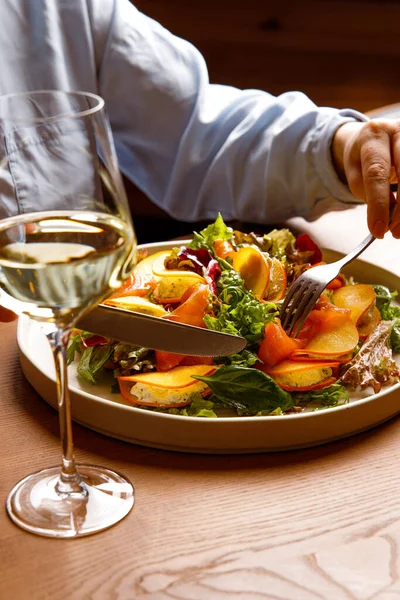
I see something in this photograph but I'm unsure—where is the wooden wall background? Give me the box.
[135,0,400,114]
[129,0,400,240]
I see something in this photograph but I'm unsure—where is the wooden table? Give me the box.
[2,231,400,600]
[3,106,400,599]
[4,314,400,600]
[3,320,400,600]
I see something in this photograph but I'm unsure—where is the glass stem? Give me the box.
[46,327,86,496]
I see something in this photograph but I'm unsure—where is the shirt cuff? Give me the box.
[312,107,369,204]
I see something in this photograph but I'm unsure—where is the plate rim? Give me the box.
[16,238,400,425]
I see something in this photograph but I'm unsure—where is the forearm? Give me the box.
[97,0,367,223]
[160,91,367,223]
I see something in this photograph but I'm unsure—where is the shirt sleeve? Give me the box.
[92,0,367,223]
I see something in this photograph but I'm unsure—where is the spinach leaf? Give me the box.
[66,330,93,365]
[67,334,81,366]
[193,365,293,416]
[77,345,113,384]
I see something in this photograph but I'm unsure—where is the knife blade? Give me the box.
[77,304,247,356]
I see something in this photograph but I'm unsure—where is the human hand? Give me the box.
[0,305,17,322]
[332,119,400,239]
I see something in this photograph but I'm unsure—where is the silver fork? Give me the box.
[280,231,376,337]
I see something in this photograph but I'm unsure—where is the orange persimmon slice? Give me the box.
[151,251,204,280]
[232,246,270,299]
[117,378,191,407]
[358,305,381,340]
[104,295,168,316]
[110,251,165,298]
[263,359,340,391]
[333,284,376,326]
[263,257,287,302]
[300,303,351,336]
[292,316,359,360]
[152,275,205,304]
[118,364,217,389]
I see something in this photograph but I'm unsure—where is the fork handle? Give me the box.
[334,232,375,270]
[334,202,396,270]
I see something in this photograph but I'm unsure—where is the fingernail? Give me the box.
[391,224,400,239]
[373,220,386,238]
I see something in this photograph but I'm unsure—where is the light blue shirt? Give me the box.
[0,0,366,223]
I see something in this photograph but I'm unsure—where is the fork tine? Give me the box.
[283,283,318,335]
[288,285,325,337]
[279,281,306,329]
[280,278,315,330]
[280,225,381,337]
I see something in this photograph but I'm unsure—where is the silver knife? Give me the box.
[77,304,247,356]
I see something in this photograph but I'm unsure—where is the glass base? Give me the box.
[6,464,134,538]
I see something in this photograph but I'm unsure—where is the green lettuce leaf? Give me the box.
[293,383,349,410]
[263,228,296,260]
[233,228,296,260]
[138,394,217,418]
[112,342,155,373]
[189,213,233,250]
[186,395,217,417]
[205,266,278,346]
[372,285,400,351]
[215,348,261,368]
[340,320,399,393]
[204,297,276,345]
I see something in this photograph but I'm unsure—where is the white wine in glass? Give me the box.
[0,90,137,538]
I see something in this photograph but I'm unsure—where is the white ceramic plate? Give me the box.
[17,240,400,454]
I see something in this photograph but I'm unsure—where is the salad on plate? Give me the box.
[68,215,400,418]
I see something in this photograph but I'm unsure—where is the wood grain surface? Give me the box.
[135,0,400,114]
[3,312,400,599]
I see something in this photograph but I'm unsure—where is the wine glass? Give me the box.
[0,90,137,538]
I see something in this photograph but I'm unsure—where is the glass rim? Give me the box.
[0,90,105,121]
